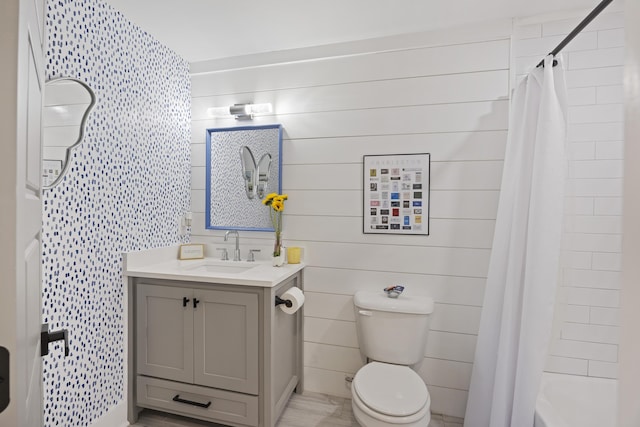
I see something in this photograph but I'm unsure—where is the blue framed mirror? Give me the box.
[205,124,283,231]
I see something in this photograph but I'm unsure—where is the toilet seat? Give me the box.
[352,388,431,426]
[352,362,429,420]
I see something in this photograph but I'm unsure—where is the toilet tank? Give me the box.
[354,291,434,366]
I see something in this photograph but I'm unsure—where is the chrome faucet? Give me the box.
[224,230,241,261]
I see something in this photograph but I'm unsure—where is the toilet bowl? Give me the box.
[351,291,434,427]
[351,362,431,427]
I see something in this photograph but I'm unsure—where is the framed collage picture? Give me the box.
[363,153,430,235]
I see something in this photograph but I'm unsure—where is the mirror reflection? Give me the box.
[206,124,282,231]
[42,77,96,188]
[240,145,257,199]
[256,152,272,199]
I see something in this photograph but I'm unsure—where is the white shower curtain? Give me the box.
[464,55,568,427]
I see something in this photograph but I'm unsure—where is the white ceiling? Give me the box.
[105,0,603,63]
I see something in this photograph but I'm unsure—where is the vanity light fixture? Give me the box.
[207,103,273,120]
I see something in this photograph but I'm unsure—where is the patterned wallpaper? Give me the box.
[42,0,191,425]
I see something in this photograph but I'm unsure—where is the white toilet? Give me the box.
[351,291,434,427]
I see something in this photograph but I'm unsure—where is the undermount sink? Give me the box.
[180,260,258,275]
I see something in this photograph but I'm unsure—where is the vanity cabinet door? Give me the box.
[193,289,259,395]
[137,284,194,383]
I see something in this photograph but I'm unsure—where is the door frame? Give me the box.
[0,0,45,425]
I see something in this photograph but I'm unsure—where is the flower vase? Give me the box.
[272,253,285,267]
[272,232,285,267]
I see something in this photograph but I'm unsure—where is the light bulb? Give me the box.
[207,103,273,119]
[207,106,231,117]
[247,103,273,114]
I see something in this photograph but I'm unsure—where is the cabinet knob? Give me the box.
[193,298,200,309]
[183,297,190,307]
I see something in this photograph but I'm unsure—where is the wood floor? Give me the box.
[132,392,463,427]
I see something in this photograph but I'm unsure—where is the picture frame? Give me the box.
[363,153,430,235]
[178,243,205,260]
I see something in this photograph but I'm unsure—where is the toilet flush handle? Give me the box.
[358,310,373,316]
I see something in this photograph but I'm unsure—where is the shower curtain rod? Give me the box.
[536,0,615,67]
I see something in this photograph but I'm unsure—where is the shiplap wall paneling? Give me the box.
[190,35,510,420]
[190,39,510,95]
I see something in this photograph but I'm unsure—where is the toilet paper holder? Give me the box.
[274,295,293,308]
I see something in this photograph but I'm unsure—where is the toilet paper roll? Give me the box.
[279,287,305,314]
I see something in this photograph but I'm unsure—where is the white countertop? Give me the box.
[124,245,304,288]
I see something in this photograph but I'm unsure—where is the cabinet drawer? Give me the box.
[137,376,258,426]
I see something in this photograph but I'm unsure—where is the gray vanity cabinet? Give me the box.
[136,284,194,383]
[128,271,303,427]
[193,289,259,394]
[136,284,259,394]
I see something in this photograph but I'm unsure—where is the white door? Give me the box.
[0,0,45,425]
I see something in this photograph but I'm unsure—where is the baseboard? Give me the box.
[89,401,128,427]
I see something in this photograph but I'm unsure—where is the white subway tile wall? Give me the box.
[514,9,624,380]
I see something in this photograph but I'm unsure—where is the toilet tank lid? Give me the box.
[354,291,434,314]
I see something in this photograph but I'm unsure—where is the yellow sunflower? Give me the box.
[272,200,284,211]
[262,193,278,205]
